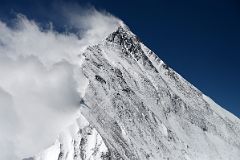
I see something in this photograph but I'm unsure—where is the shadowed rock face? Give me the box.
[33,25,240,160]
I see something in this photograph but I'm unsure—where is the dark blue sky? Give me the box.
[0,0,239,117]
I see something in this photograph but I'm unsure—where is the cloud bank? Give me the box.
[0,6,120,160]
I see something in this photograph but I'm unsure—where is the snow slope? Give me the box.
[31,24,240,160]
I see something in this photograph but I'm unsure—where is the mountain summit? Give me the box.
[31,25,240,160]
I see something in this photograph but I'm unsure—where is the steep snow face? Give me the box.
[33,25,240,160]
[32,113,109,160]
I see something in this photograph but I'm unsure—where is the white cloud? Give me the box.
[0,6,121,160]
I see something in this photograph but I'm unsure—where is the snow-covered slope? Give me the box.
[31,24,240,160]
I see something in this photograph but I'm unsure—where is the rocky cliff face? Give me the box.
[32,25,240,160]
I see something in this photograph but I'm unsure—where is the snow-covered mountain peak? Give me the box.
[31,23,240,160]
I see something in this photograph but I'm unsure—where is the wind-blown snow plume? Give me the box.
[0,6,120,160]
